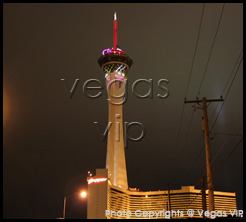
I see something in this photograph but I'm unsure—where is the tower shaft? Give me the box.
[98,12,133,190]
[106,72,128,189]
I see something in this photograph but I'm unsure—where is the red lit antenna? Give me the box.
[113,12,117,50]
[101,12,127,55]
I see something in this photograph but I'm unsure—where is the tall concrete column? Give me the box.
[106,72,128,189]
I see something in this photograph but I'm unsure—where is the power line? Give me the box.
[212,137,243,180]
[185,97,225,182]
[210,55,243,132]
[189,137,241,212]
[186,135,204,180]
[187,27,242,183]
[178,111,195,163]
[205,137,243,186]
[197,3,225,98]
[184,3,205,97]
[210,132,242,140]
[173,4,205,155]
[207,48,243,126]
[221,49,243,96]
[195,116,242,187]
[210,116,242,166]
[193,137,242,192]
[183,4,226,187]
[189,49,243,186]
[208,102,220,123]
[174,104,185,154]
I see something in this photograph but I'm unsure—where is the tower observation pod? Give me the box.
[98,12,133,190]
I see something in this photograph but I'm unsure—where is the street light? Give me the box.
[80,191,87,198]
[62,191,87,219]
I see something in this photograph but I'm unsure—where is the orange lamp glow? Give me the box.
[81,191,87,198]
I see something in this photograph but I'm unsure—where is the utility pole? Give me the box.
[167,182,172,218]
[201,175,207,218]
[63,196,66,219]
[184,97,223,213]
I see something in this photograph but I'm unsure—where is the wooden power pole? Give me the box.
[167,183,171,212]
[167,182,172,218]
[201,175,207,218]
[184,97,223,213]
[63,196,66,219]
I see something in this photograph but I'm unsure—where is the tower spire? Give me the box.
[113,11,117,49]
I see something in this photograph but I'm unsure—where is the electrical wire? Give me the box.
[189,49,243,187]
[186,135,204,180]
[212,137,243,180]
[195,116,242,187]
[221,49,243,96]
[207,49,243,127]
[206,137,243,186]
[210,55,243,132]
[173,4,205,155]
[184,3,205,97]
[197,3,225,98]
[181,4,226,185]
[178,111,195,163]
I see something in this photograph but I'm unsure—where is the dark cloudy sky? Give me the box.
[3,3,243,219]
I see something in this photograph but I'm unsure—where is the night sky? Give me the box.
[3,3,243,219]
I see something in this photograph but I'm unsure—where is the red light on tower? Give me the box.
[113,12,117,50]
[100,12,128,56]
[87,178,107,185]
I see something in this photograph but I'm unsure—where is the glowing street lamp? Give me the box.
[80,191,87,198]
[62,191,87,219]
